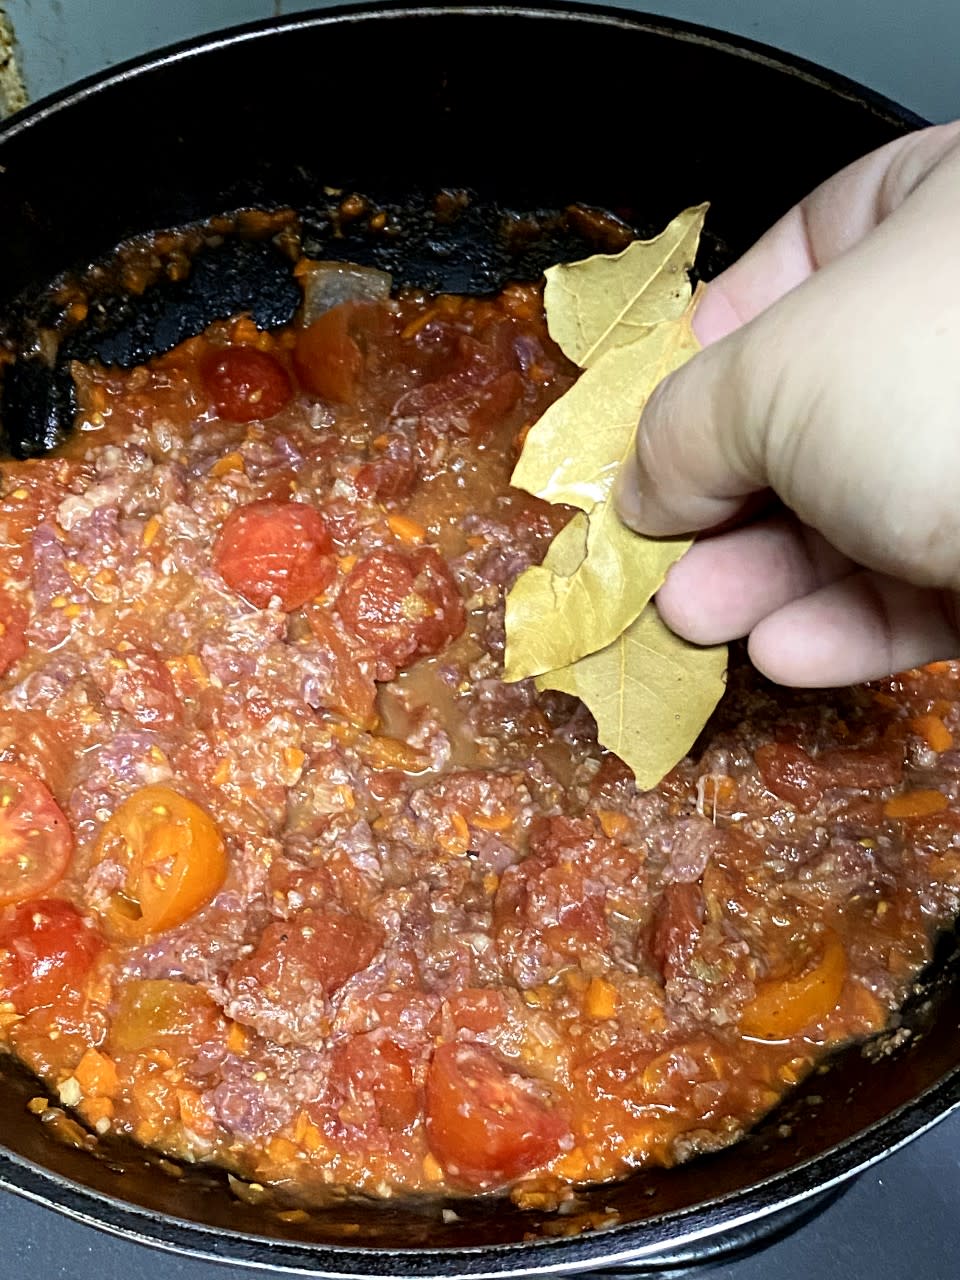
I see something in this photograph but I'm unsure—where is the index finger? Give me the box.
[693,121,960,346]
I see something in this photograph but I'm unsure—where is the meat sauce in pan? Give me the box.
[0,265,957,1206]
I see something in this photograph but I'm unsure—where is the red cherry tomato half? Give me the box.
[214,499,336,611]
[0,899,103,1013]
[425,1042,569,1188]
[202,347,293,423]
[0,765,74,906]
[337,547,465,675]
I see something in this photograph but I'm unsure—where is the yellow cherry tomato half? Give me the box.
[95,785,227,938]
[740,931,847,1041]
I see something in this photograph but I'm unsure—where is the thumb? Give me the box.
[615,122,960,542]
[614,327,767,537]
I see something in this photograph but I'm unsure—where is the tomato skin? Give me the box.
[94,785,227,938]
[328,1033,419,1132]
[0,765,74,906]
[294,305,364,402]
[816,745,903,789]
[214,499,335,611]
[202,347,293,422]
[337,547,465,675]
[425,1042,568,1188]
[231,910,382,999]
[304,606,379,729]
[0,592,27,677]
[0,900,103,1013]
[755,743,823,813]
[397,330,522,439]
[447,988,505,1033]
[756,743,902,815]
[649,882,704,981]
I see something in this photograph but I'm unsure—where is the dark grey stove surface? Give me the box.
[1,1109,957,1279]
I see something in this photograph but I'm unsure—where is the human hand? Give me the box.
[615,122,960,687]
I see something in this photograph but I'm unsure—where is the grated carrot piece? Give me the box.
[471,810,514,832]
[230,316,261,345]
[597,810,629,840]
[294,1110,327,1154]
[185,653,208,682]
[78,1096,114,1131]
[563,969,589,995]
[482,872,500,895]
[333,784,356,811]
[142,514,162,547]
[265,1136,299,1164]
[276,1209,310,1224]
[387,513,427,546]
[210,451,246,478]
[911,713,953,754]
[401,308,439,341]
[226,1022,248,1055]
[583,976,619,1020]
[211,758,232,787]
[357,735,429,773]
[74,1048,120,1100]
[884,789,948,819]
[337,554,358,575]
[553,1147,589,1181]
[177,1088,214,1136]
[437,811,471,855]
[371,433,390,450]
[422,1152,445,1183]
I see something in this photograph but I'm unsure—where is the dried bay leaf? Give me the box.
[505,312,698,681]
[504,511,689,682]
[544,203,707,368]
[503,202,728,789]
[535,605,727,792]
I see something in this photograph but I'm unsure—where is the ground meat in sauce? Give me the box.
[0,276,958,1206]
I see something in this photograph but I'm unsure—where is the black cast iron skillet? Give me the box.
[0,4,957,1275]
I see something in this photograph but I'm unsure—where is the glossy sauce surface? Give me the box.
[0,279,957,1207]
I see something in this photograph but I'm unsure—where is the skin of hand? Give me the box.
[615,121,960,688]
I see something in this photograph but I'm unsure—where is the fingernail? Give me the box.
[613,452,645,531]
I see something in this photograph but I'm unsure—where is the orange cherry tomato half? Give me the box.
[740,931,848,1040]
[0,764,74,906]
[213,499,336,611]
[425,1042,569,1188]
[95,785,227,938]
